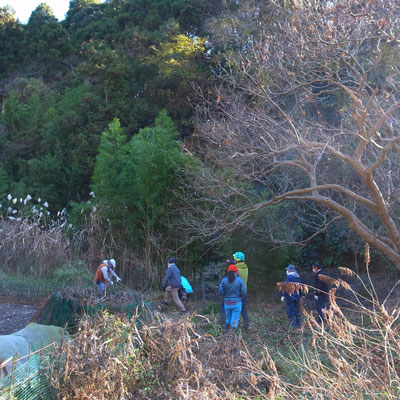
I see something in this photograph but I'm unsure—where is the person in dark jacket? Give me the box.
[281,264,302,328]
[162,257,188,314]
[312,262,330,323]
[219,268,246,332]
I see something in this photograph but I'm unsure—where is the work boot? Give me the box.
[223,323,230,333]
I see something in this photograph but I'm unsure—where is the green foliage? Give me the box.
[0,167,8,199]
[200,302,220,315]
[0,6,23,76]
[0,0,215,211]
[23,4,73,67]
[149,34,206,74]
[53,261,93,286]
[91,117,128,219]
[125,110,187,224]
[0,270,57,298]
[0,259,91,298]
[216,203,299,289]
[1,81,105,210]
[68,200,96,229]
[93,111,188,234]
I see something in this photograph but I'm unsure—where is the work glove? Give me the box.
[281,296,285,302]
[314,295,318,300]
[110,281,114,285]
[116,277,121,283]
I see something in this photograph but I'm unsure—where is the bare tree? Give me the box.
[182,0,400,267]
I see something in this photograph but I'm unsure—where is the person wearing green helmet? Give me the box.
[233,251,249,333]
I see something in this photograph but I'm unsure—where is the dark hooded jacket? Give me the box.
[315,269,330,299]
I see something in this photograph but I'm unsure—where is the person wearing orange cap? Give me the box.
[219,260,239,329]
[219,265,246,332]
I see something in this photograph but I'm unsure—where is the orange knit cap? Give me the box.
[227,264,238,273]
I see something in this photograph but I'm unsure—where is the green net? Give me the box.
[33,293,153,332]
[1,293,152,399]
[0,354,56,400]
[33,293,87,331]
[0,323,68,399]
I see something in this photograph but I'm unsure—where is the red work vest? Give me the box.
[94,263,108,284]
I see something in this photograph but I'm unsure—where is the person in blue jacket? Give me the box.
[219,267,246,332]
[281,264,302,328]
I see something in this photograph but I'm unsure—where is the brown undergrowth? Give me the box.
[269,254,400,399]
[47,312,269,399]
[48,249,400,399]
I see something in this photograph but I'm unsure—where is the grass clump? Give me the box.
[0,269,56,299]
[0,261,92,299]
[52,261,92,287]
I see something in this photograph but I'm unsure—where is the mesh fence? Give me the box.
[0,350,57,400]
[1,295,152,399]
[32,292,153,332]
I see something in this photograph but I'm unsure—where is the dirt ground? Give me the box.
[0,269,399,338]
[0,298,38,335]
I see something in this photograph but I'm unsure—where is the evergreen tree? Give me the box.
[24,4,72,65]
[0,6,23,77]
[92,111,188,237]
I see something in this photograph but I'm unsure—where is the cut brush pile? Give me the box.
[30,286,148,332]
[47,311,270,399]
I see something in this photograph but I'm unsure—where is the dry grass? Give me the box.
[0,218,76,276]
[33,238,397,400]
[276,282,309,297]
[48,310,272,399]
[12,258,400,400]
[264,262,400,399]
[81,212,166,290]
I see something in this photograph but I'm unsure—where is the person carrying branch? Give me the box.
[93,258,121,295]
[280,264,302,328]
[312,262,330,323]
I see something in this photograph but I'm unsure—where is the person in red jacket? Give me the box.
[94,259,121,295]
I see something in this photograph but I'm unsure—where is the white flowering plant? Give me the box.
[0,194,82,276]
